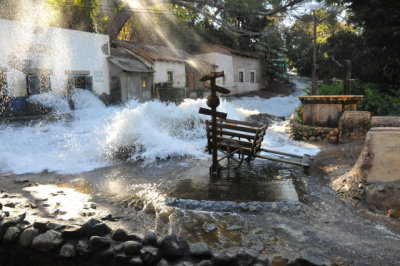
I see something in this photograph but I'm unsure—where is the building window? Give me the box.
[238,69,244,83]
[69,75,93,91]
[250,71,256,83]
[0,70,8,96]
[167,71,174,82]
[26,74,51,95]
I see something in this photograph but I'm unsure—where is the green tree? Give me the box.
[284,8,356,78]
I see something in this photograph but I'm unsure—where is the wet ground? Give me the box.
[1,141,400,265]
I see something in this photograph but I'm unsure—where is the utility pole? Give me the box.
[312,10,318,95]
[343,60,351,95]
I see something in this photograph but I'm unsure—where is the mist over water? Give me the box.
[0,81,318,175]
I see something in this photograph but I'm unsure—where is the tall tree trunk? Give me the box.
[107,4,133,44]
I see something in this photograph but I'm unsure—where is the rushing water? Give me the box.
[0,75,318,175]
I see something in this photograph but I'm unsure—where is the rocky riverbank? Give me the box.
[1,146,400,266]
[1,210,344,266]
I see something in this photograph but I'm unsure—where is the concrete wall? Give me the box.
[0,18,110,98]
[153,61,186,88]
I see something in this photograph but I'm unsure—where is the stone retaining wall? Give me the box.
[0,208,332,266]
[290,110,400,144]
[289,114,339,144]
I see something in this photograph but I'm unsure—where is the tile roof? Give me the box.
[115,41,191,64]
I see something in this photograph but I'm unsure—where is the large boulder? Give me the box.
[83,219,111,237]
[31,230,63,252]
[190,242,212,259]
[3,226,21,243]
[19,228,39,248]
[90,236,111,252]
[159,235,190,260]
[140,246,160,265]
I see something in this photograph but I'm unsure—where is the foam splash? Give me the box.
[0,83,318,174]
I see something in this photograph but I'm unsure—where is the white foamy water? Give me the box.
[0,75,318,174]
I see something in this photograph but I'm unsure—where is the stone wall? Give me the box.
[289,113,339,144]
[338,111,371,142]
[289,111,400,144]
[0,208,329,266]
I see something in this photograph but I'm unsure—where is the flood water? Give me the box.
[0,74,318,206]
[170,162,300,203]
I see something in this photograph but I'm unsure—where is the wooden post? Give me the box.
[312,11,319,95]
[343,60,351,95]
[209,78,219,176]
[198,71,230,178]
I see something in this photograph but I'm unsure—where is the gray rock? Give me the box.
[213,251,236,266]
[127,233,144,242]
[129,256,144,265]
[300,256,325,266]
[112,228,128,241]
[62,225,83,238]
[33,221,49,233]
[176,262,194,266]
[236,250,257,266]
[19,228,39,248]
[124,240,142,255]
[3,213,26,227]
[4,202,16,208]
[156,259,169,266]
[256,254,270,265]
[29,202,38,209]
[196,260,212,266]
[140,246,160,265]
[90,236,111,252]
[59,243,76,258]
[190,242,212,259]
[84,218,111,237]
[77,239,90,255]
[113,242,124,252]
[93,247,114,263]
[143,231,158,245]
[47,222,64,231]
[330,257,350,266]
[3,226,21,243]
[159,234,190,260]
[32,230,63,252]
[114,252,127,261]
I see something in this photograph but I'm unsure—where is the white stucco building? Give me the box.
[195,44,264,95]
[0,18,110,115]
[115,41,215,101]
[115,41,187,89]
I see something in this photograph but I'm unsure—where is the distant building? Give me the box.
[195,44,264,95]
[0,18,110,116]
[108,47,154,104]
[115,41,215,101]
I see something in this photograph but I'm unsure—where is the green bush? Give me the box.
[302,80,400,116]
[319,82,343,95]
[302,81,344,95]
[357,85,400,116]
[296,105,304,124]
